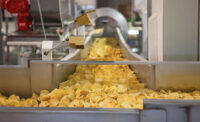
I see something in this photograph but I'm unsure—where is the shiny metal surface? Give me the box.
[0,8,3,65]
[0,108,139,122]
[155,63,200,91]
[29,60,200,91]
[0,31,93,97]
[7,31,59,41]
[30,0,61,26]
[0,29,200,121]
[140,110,166,122]
[29,29,147,95]
[199,0,200,61]
[30,62,76,94]
[0,5,200,122]
[144,99,200,122]
[0,66,31,97]
[1,28,200,96]
[30,0,75,26]
[7,41,42,46]
[190,106,200,122]
[115,28,147,61]
[96,8,129,41]
[115,28,151,86]
[144,99,200,106]
[0,100,200,122]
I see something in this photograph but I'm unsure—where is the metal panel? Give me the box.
[155,63,200,90]
[0,108,139,122]
[96,0,119,9]
[70,0,75,19]
[29,29,148,94]
[0,66,31,97]
[96,8,128,41]
[30,63,53,94]
[116,28,147,61]
[30,0,61,25]
[30,62,76,94]
[144,99,200,122]
[115,28,152,86]
[163,0,199,61]
[53,63,76,89]
[60,0,75,22]
[190,106,200,122]
[199,0,200,61]
[163,108,188,122]
[131,64,154,87]
[140,109,166,122]
[144,99,200,106]
[0,6,3,64]
[30,0,75,25]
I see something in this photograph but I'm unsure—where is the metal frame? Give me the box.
[1,28,200,97]
[0,30,200,122]
[155,63,200,91]
[199,0,200,61]
[0,100,200,122]
[144,99,200,122]
[0,5,4,64]
[0,107,139,122]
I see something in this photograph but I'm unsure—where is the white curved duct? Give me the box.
[134,0,148,58]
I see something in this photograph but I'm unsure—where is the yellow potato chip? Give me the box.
[1,37,200,110]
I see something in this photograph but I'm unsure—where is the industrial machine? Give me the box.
[0,0,200,122]
[0,0,80,65]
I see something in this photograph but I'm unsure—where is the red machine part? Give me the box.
[1,0,32,31]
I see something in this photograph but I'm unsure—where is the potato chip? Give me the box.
[1,37,200,110]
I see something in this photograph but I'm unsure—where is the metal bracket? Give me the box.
[42,41,53,60]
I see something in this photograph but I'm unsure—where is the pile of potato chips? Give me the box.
[0,37,200,109]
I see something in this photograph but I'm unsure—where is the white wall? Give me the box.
[149,0,199,61]
[163,0,199,61]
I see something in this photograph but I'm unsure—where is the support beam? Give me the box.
[0,5,4,64]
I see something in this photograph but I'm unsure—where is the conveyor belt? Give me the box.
[1,28,200,97]
[0,12,200,122]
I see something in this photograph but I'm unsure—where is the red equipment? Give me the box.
[1,0,32,31]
